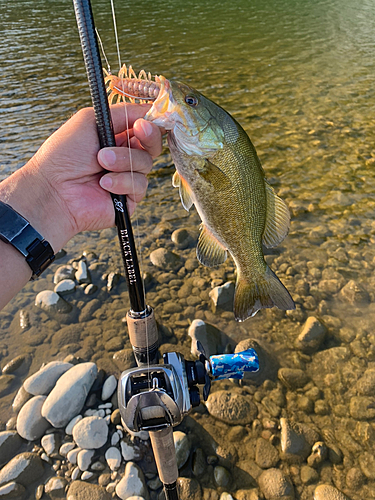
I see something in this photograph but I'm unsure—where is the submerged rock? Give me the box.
[209,282,235,313]
[35,290,72,314]
[149,248,182,270]
[206,390,258,425]
[314,484,349,500]
[295,317,326,353]
[258,468,295,500]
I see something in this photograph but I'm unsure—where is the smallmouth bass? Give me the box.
[145,77,295,322]
[104,67,294,321]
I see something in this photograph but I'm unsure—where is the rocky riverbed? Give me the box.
[1,158,375,500]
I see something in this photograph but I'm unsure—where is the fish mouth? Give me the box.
[145,76,187,130]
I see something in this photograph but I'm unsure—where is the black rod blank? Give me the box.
[72,0,146,313]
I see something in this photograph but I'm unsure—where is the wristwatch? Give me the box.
[0,201,55,280]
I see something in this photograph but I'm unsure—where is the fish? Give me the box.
[104,66,295,321]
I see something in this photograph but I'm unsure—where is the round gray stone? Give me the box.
[295,317,326,353]
[72,417,108,449]
[54,279,76,296]
[149,248,181,269]
[45,476,68,499]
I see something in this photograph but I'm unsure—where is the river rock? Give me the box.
[120,440,141,461]
[75,260,91,284]
[45,476,68,499]
[356,367,375,395]
[177,478,202,500]
[339,280,370,305]
[67,480,111,500]
[77,449,95,471]
[0,431,22,466]
[2,354,30,375]
[0,481,25,498]
[209,282,235,313]
[314,484,349,500]
[280,418,312,462]
[107,272,121,291]
[54,279,76,296]
[105,446,122,471]
[41,433,60,456]
[24,361,73,396]
[188,320,222,357]
[54,265,75,284]
[115,462,149,500]
[79,299,101,323]
[0,452,44,487]
[255,438,279,469]
[113,349,137,371]
[66,415,83,435]
[236,340,277,385]
[278,368,309,390]
[359,451,375,479]
[295,317,326,353]
[174,431,190,469]
[35,290,72,314]
[72,416,108,449]
[42,362,98,427]
[101,375,117,401]
[171,228,195,249]
[16,396,50,441]
[149,248,181,270]
[258,468,295,500]
[349,396,375,420]
[12,386,32,412]
[214,466,231,488]
[206,390,258,425]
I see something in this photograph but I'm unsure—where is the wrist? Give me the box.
[0,159,74,253]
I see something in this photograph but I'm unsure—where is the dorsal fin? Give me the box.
[262,182,290,248]
[172,171,194,211]
[197,224,227,267]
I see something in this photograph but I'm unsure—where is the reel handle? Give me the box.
[209,348,259,380]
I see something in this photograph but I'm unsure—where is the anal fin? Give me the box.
[197,224,227,267]
[262,182,291,248]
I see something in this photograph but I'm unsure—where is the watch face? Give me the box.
[0,202,29,242]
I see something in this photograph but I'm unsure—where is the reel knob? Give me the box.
[209,348,259,380]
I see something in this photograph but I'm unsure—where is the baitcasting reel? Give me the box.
[118,343,259,433]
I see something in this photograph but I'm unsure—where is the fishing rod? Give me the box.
[72,2,261,498]
[72,1,178,498]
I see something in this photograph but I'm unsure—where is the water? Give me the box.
[1,0,375,497]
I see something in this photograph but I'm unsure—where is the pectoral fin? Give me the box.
[172,171,194,211]
[197,224,227,267]
[262,182,291,248]
[198,160,232,192]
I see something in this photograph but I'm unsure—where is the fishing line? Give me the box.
[109,0,151,383]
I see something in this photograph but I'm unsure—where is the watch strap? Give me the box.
[0,201,55,280]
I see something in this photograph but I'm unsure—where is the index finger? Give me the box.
[110,103,152,135]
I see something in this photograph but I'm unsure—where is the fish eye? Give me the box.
[185,95,198,107]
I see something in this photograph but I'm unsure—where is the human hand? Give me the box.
[0,104,163,252]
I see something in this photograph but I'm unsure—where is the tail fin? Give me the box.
[234,266,295,322]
